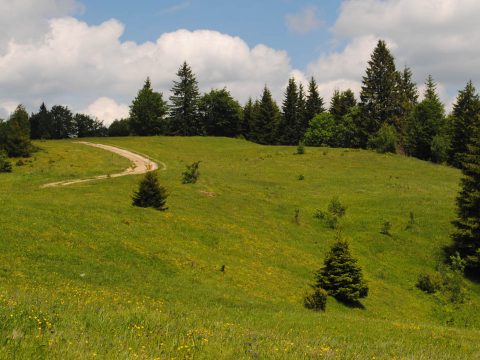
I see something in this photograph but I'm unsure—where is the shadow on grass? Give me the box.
[335,298,366,309]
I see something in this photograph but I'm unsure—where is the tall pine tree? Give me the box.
[330,89,357,123]
[278,78,299,145]
[130,78,168,136]
[5,105,32,157]
[359,40,401,147]
[30,103,52,139]
[241,98,254,139]
[169,62,201,136]
[250,86,280,145]
[397,66,419,145]
[449,81,480,168]
[296,83,308,141]
[450,127,480,278]
[305,77,325,125]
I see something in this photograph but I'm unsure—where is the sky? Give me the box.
[1,0,479,124]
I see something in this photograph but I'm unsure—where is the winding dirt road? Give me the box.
[41,141,161,188]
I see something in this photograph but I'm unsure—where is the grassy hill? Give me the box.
[0,137,479,359]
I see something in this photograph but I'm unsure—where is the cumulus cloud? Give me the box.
[0,15,301,123]
[307,0,480,108]
[82,97,129,126]
[285,7,323,34]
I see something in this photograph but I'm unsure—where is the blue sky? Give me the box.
[1,0,478,122]
[78,0,342,69]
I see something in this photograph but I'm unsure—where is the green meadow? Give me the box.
[0,137,479,359]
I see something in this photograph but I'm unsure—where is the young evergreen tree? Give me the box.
[450,128,480,278]
[0,150,12,173]
[359,40,401,147]
[305,77,325,124]
[169,62,201,136]
[130,78,168,136]
[405,76,446,160]
[278,78,299,145]
[5,105,32,157]
[198,88,242,137]
[241,98,254,139]
[132,171,168,211]
[314,238,368,303]
[449,81,480,168]
[330,89,357,123]
[250,86,281,145]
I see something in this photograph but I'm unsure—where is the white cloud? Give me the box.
[285,7,323,34]
[82,97,129,126]
[0,16,301,117]
[305,0,480,109]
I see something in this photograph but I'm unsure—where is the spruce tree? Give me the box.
[241,98,254,139]
[330,89,357,123]
[296,83,308,141]
[398,67,419,144]
[132,171,168,211]
[449,81,480,168]
[5,105,32,157]
[278,78,299,145]
[30,103,51,139]
[305,77,325,124]
[359,40,401,146]
[405,77,445,160]
[250,86,280,145]
[450,128,480,277]
[130,78,168,136]
[314,238,368,303]
[169,62,201,136]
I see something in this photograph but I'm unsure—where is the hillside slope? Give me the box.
[0,137,479,359]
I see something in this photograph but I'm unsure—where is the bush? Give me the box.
[296,142,305,155]
[132,171,168,211]
[417,272,444,294]
[304,287,328,311]
[381,221,392,236]
[304,113,336,147]
[328,197,346,218]
[314,210,338,229]
[182,161,200,184]
[0,151,12,173]
[297,174,305,181]
[368,123,397,153]
[430,134,450,163]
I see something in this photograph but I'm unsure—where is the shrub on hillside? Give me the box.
[314,197,346,229]
[368,123,397,153]
[304,287,328,311]
[296,142,305,155]
[328,197,346,218]
[182,161,200,184]
[0,151,12,173]
[132,171,168,211]
[416,272,444,294]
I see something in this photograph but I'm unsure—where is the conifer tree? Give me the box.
[132,171,168,211]
[314,238,368,303]
[169,62,201,136]
[250,86,280,145]
[305,77,325,124]
[397,67,419,143]
[0,151,12,173]
[278,78,299,145]
[296,83,308,140]
[130,78,168,136]
[405,77,445,160]
[241,98,254,139]
[30,103,52,139]
[450,128,480,277]
[449,81,480,168]
[50,105,74,139]
[5,105,32,157]
[330,89,356,123]
[359,40,401,146]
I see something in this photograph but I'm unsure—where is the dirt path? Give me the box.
[41,141,161,188]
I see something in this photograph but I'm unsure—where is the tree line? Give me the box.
[1,39,480,172]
